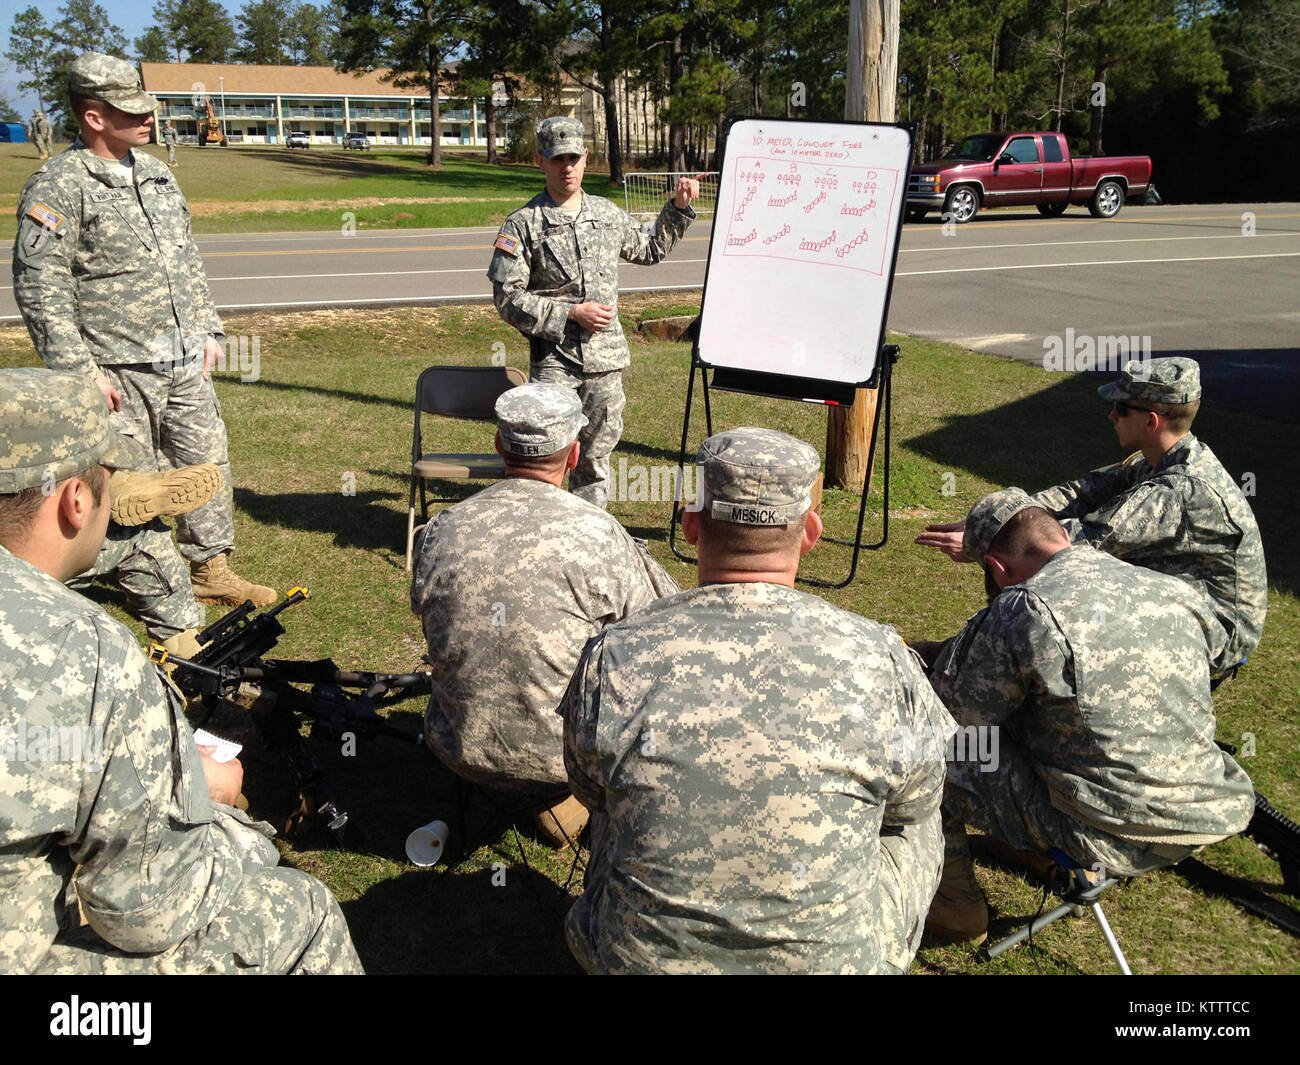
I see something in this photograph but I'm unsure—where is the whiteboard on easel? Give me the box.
[697,118,911,389]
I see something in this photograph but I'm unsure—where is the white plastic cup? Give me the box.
[405,819,450,866]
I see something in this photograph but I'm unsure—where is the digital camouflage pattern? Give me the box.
[104,364,233,562]
[0,368,202,640]
[0,367,132,492]
[560,582,954,974]
[536,116,585,159]
[931,545,1254,876]
[1098,356,1201,405]
[495,381,587,456]
[488,191,694,506]
[71,521,202,640]
[13,138,234,562]
[1027,433,1267,671]
[698,426,820,525]
[0,547,362,974]
[961,486,1036,564]
[68,53,159,115]
[411,478,679,792]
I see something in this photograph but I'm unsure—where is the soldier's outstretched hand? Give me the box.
[673,173,707,209]
[914,520,972,562]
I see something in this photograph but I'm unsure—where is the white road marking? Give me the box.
[897,251,1300,277]
[900,231,1300,255]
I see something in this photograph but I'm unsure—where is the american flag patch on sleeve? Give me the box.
[27,202,64,231]
[493,233,520,255]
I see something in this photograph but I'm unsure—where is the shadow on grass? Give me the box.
[344,862,583,974]
[906,373,1298,595]
[247,377,409,411]
[234,487,403,551]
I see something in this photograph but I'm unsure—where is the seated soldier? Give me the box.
[411,382,678,844]
[559,427,954,973]
[0,367,363,974]
[924,488,1256,944]
[916,357,1266,673]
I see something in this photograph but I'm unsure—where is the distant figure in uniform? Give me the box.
[411,382,678,845]
[161,119,178,165]
[36,112,54,158]
[487,116,701,509]
[916,356,1266,673]
[560,427,954,973]
[0,367,363,975]
[12,52,277,609]
[26,111,40,156]
[922,488,1255,944]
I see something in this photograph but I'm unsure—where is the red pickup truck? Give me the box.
[906,132,1152,223]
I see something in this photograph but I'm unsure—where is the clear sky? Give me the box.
[2,1,175,114]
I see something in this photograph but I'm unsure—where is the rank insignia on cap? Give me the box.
[27,202,64,231]
[494,233,520,255]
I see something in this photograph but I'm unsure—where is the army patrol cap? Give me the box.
[697,427,820,526]
[537,117,585,159]
[68,53,159,115]
[0,368,135,493]
[495,383,589,457]
[963,487,1040,564]
[1098,356,1201,405]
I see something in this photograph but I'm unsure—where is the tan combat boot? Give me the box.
[925,849,990,945]
[109,463,222,527]
[190,552,276,608]
[534,794,590,848]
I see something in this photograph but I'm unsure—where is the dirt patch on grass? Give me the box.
[189,195,520,217]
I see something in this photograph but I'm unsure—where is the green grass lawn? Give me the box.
[0,297,1295,975]
[0,141,641,238]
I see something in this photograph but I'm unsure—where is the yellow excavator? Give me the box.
[196,97,227,147]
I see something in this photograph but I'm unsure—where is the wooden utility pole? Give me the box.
[826,0,898,490]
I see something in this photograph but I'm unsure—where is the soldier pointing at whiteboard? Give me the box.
[488,116,702,509]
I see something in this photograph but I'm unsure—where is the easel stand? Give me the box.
[668,344,899,590]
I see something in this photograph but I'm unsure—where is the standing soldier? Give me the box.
[36,111,53,158]
[11,52,277,608]
[26,111,38,154]
[161,118,178,165]
[488,116,701,509]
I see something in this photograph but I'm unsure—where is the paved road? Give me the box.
[2,202,1296,415]
[888,203,1300,420]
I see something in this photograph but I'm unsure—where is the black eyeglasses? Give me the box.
[1113,400,1164,417]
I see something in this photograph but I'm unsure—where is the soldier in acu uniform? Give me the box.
[917,356,1266,673]
[0,368,363,975]
[12,53,276,610]
[922,488,1255,944]
[411,382,678,844]
[488,116,700,509]
[36,112,54,159]
[559,427,954,973]
[161,118,178,165]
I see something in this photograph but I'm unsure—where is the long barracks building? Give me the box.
[139,63,524,148]
[139,63,657,155]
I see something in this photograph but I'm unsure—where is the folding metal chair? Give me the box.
[405,364,527,570]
